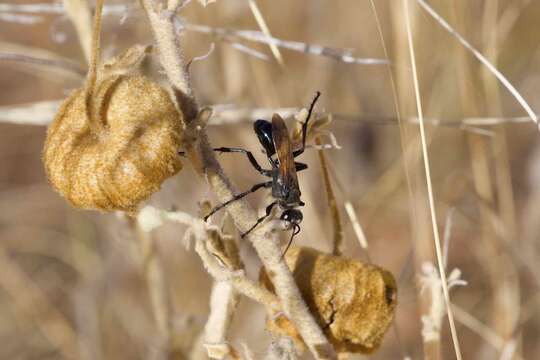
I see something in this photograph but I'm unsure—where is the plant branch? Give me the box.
[182,22,389,66]
[0,52,86,76]
[138,2,335,358]
[62,0,93,63]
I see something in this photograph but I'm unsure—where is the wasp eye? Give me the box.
[280,209,303,224]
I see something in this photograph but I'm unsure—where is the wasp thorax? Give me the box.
[261,246,397,354]
[43,74,183,212]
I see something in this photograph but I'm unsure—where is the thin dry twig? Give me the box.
[415,0,538,126]
[451,304,524,360]
[315,136,343,255]
[0,52,86,76]
[136,224,173,357]
[181,22,389,66]
[0,101,63,126]
[0,12,43,24]
[3,98,534,132]
[0,2,125,15]
[0,246,79,359]
[62,0,93,62]
[246,0,284,65]
[403,1,463,359]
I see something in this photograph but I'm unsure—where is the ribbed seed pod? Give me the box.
[43,74,183,212]
[261,246,397,354]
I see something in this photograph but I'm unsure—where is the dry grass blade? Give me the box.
[0,247,79,359]
[416,0,538,126]
[403,1,463,359]
[0,52,86,76]
[183,23,389,65]
[315,137,343,255]
[62,0,93,63]
[0,12,43,24]
[0,101,62,125]
[247,0,284,66]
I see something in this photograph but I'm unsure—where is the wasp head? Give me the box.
[280,209,303,226]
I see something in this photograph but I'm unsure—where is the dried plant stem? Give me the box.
[452,304,524,360]
[183,22,389,66]
[403,1,463,360]
[0,52,86,76]
[136,226,173,356]
[315,137,343,255]
[194,234,279,311]
[85,0,104,101]
[140,0,192,99]
[204,280,238,347]
[481,2,522,354]
[62,0,93,63]
[415,0,537,126]
[203,281,239,359]
[2,99,537,127]
[139,2,335,358]
[247,0,284,66]
[0,246,79,359]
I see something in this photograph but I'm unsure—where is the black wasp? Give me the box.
[185,92,321,253]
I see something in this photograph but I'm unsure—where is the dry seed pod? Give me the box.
[43,0,183,212]
[261,246,397,354]
[43,74,183,212]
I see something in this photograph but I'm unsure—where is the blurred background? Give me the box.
[1,0,540,359]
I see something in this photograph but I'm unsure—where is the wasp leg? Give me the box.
[295,162,308,172]
[204,181,272,221]
[241,201,278,238]
[180,147,272,177]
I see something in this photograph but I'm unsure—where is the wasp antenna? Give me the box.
[306,91,321,123]
[300,91,321,151]
[281,224,301,259]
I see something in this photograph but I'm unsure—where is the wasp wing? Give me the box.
[272,114,299,193]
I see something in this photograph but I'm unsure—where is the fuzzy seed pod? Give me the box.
[43,75,183,212]
[261,246,397,354]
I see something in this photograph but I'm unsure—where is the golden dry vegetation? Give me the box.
[1,0,540,359]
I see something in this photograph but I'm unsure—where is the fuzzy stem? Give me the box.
[136,224,172,357]
[86,0,103,95]
[139,1,335,358]
[139,0,192,99]
[204,281,238,359]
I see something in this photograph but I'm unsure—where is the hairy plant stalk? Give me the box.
[139,0,192,99]
[204,281,239,359]
[137,226,173,356]
[194,236,279,310]
[139,1,335,358]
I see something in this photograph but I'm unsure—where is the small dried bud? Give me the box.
[261,246,397,354]
[43,75,183,212]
